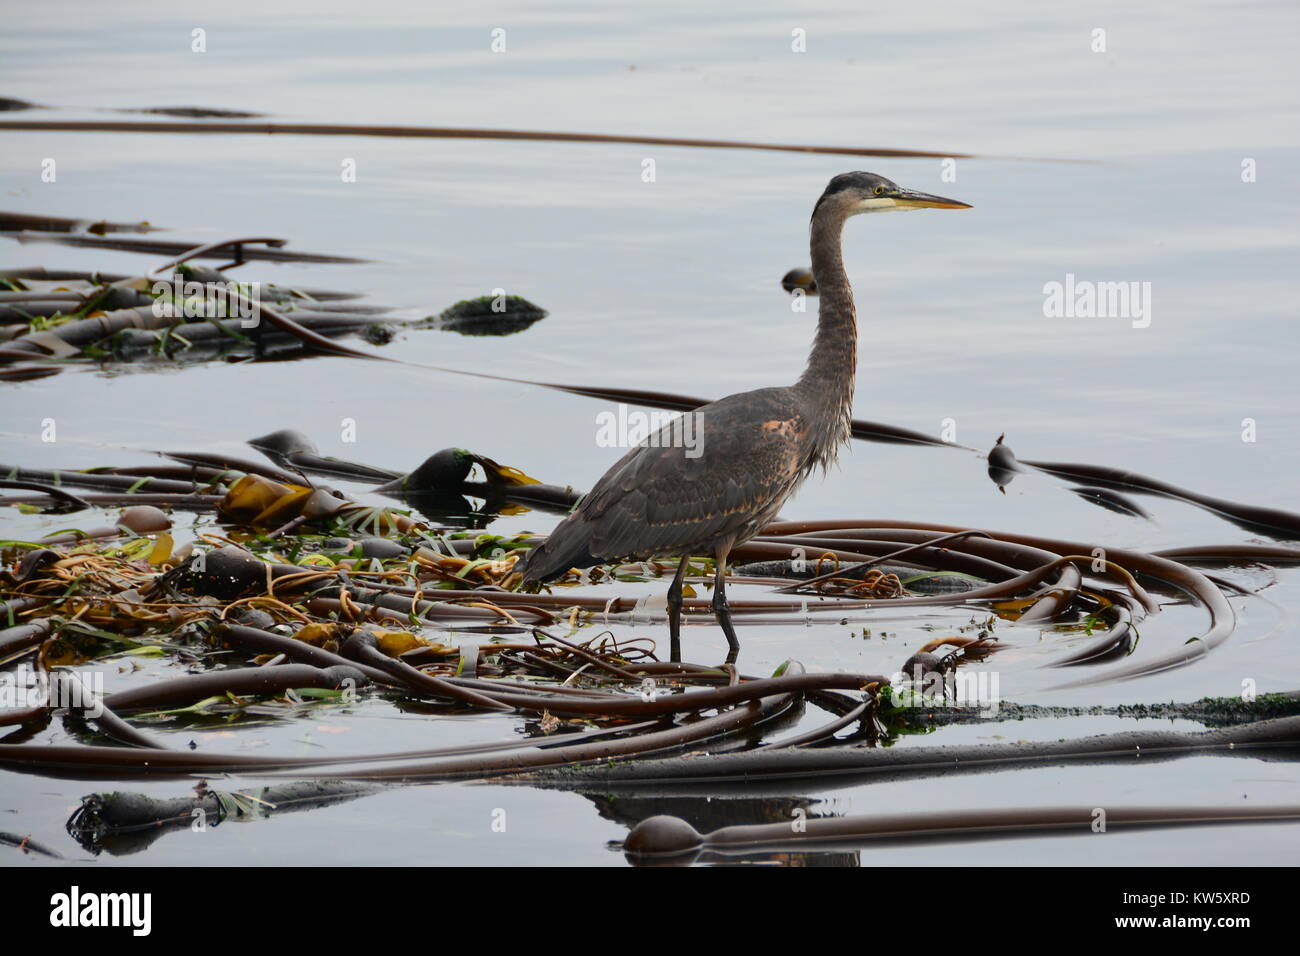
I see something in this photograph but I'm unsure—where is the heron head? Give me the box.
[813,171,971,219]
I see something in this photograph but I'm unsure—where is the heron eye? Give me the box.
[873,185,886,196]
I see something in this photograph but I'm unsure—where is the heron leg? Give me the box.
[666,554,690,663]
[711,547,741,664]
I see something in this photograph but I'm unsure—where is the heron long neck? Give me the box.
[795,205,857,467]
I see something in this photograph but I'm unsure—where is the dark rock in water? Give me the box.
[0,97,37,112]
[429,295,547,337]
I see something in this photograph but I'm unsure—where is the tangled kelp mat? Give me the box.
[3,429,1300,861]
[0,227,548,381]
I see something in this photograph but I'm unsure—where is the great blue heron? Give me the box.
[520,172,971,660]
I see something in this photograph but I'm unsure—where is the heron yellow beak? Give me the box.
[891,188,971,209]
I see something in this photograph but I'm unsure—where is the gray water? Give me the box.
[1,0,1298,865]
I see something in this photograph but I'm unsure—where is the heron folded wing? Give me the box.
[578,392,810,562]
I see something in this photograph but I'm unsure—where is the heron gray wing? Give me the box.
[578,387,812,561]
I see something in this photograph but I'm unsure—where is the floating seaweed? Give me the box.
[5,433,1299,695]
[423,294,548,337]
[988,434,1300,538]
[1,155,1296,861]
[0,117,1084,163]
[3,418,1300,862]
[0,211,156,236]
[0,238,550,377]
[618,800,1300,863]
[0,98,263,118]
